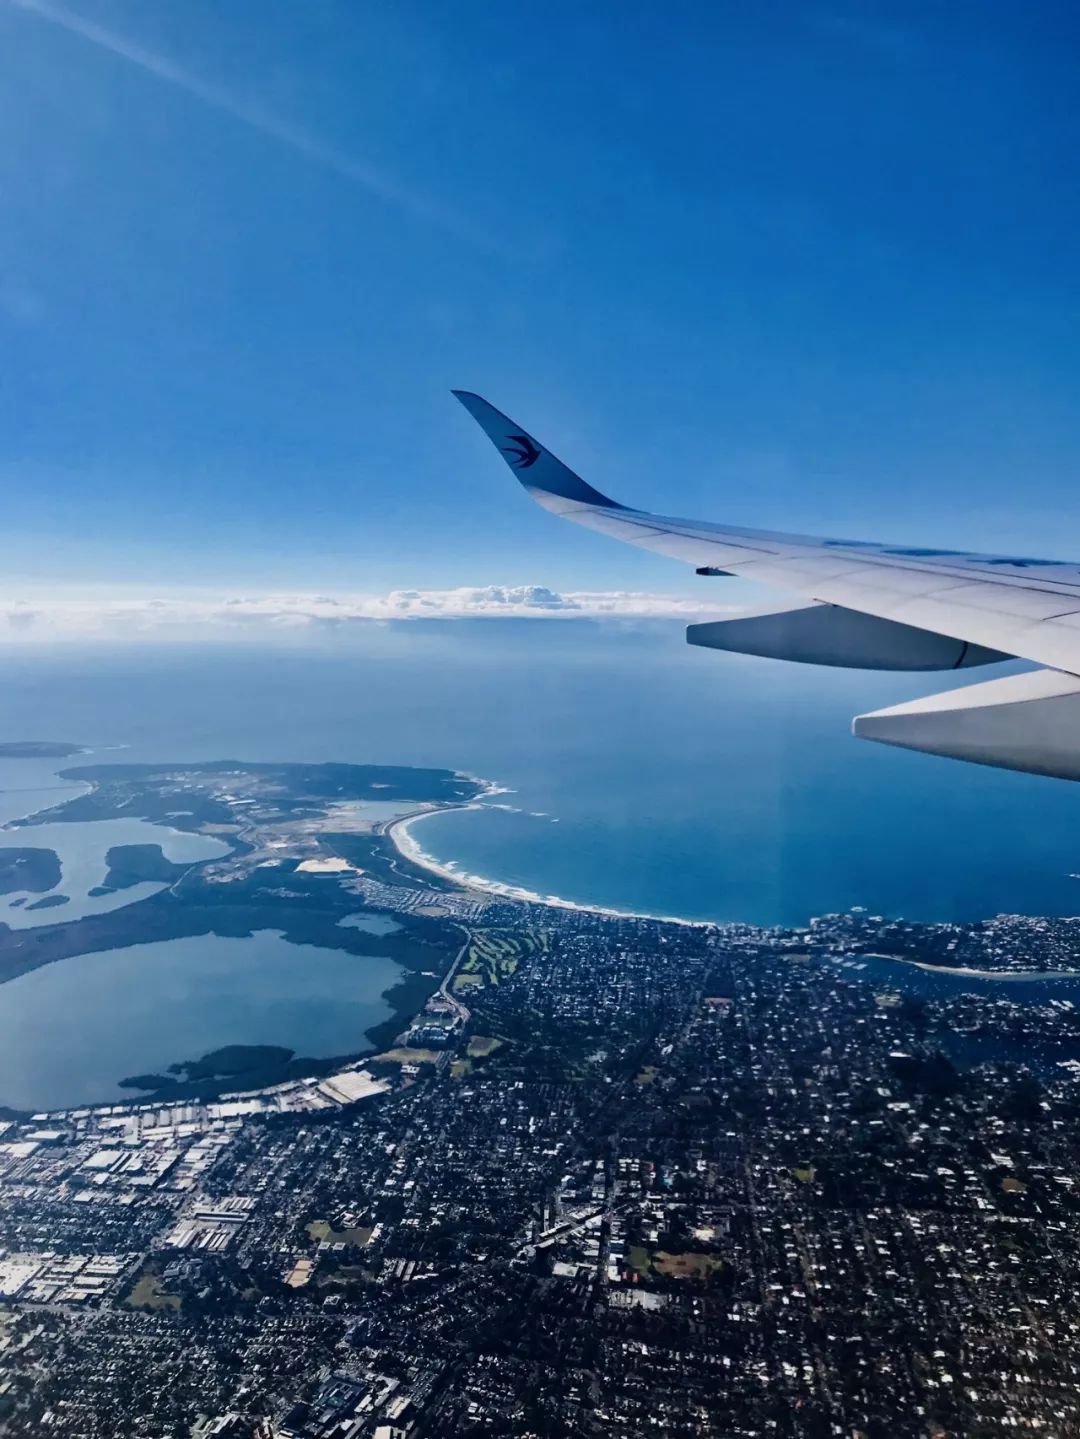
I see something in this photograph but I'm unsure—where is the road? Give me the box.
[438,928,474,1024]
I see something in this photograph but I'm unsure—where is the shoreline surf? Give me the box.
[387,802,725,930]
[389,800,1080,976]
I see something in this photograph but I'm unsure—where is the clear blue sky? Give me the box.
[3,0,1079,594]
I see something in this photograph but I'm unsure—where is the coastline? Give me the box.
[8,752,1080,1112]
[836,953,1080,982]
[0,758,480,1112]
[395,817,1080,974]
[904,958,1080,982]
[385,803,717,930]
[392,808,1080,974]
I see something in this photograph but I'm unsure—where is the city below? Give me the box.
[2,756,1080,1436]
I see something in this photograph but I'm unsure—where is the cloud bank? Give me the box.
[0,585,735,642]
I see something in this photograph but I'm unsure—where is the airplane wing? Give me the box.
[454,389,1080,781]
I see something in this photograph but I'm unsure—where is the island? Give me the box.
[2,753,1080,1116]
[117,1045,342,1099]
[0,741,87,758]
[0,758,490,1100]
[0,847,62,895]
[91,843,196,894]
[1,750,1080,1437]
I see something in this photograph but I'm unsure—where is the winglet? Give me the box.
[452,390,621,513]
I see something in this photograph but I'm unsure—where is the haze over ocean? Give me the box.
[3,627,1079,929]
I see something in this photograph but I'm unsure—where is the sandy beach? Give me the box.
[385,804,718,930]
[847,953,1080,982]
[905,958,1080,981]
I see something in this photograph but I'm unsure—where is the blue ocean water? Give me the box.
[0,624,1078,928]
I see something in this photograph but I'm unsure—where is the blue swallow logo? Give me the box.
[501,433,541,469]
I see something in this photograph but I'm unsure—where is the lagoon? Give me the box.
[0,818,230,930]
[0,930,405,1112]
[5,630,1080,928]
[5,631,1080,1110]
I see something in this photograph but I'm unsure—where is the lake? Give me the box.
[0,818,229,930]
[0,931,405,1112]
[2,628,1080,1109]
[3,628,1080,928]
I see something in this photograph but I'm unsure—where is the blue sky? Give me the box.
[3,0,1079,602]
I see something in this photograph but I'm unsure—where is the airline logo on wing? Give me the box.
[501,432,541,469]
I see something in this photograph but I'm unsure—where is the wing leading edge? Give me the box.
[454,390,1080,781]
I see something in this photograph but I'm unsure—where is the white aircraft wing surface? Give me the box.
[454,390,1080,781]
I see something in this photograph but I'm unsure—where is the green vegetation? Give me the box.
[452,972,484,990]
[100,844,190,892]
[654,1251,725,1280]
[627,1245,725,1281]
[307,1219,374,1247]
[113,1040,385,1105]
[0,759,481,1105]
[466,1035,503,1058]
[791,1165,817,1183]
[118,1073,177,1091]
[170,1044,295,1081]
[125,1269,181,1311]
[454,928,550,992]
[628,1244,654,1275]
[889,1050,962,1100]
[371,1047,440,1065]
[0,848,61,897]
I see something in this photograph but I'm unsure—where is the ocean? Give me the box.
[3,624,1080,1110]
[2,623,1079,929]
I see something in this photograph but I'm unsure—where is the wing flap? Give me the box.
[453,390,1080,678]
[688,602,1006,671]
[854,668,1080,780]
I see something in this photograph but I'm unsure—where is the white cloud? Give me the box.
[0,586,735,642]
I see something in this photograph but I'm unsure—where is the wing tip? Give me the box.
[450,390,622,512]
